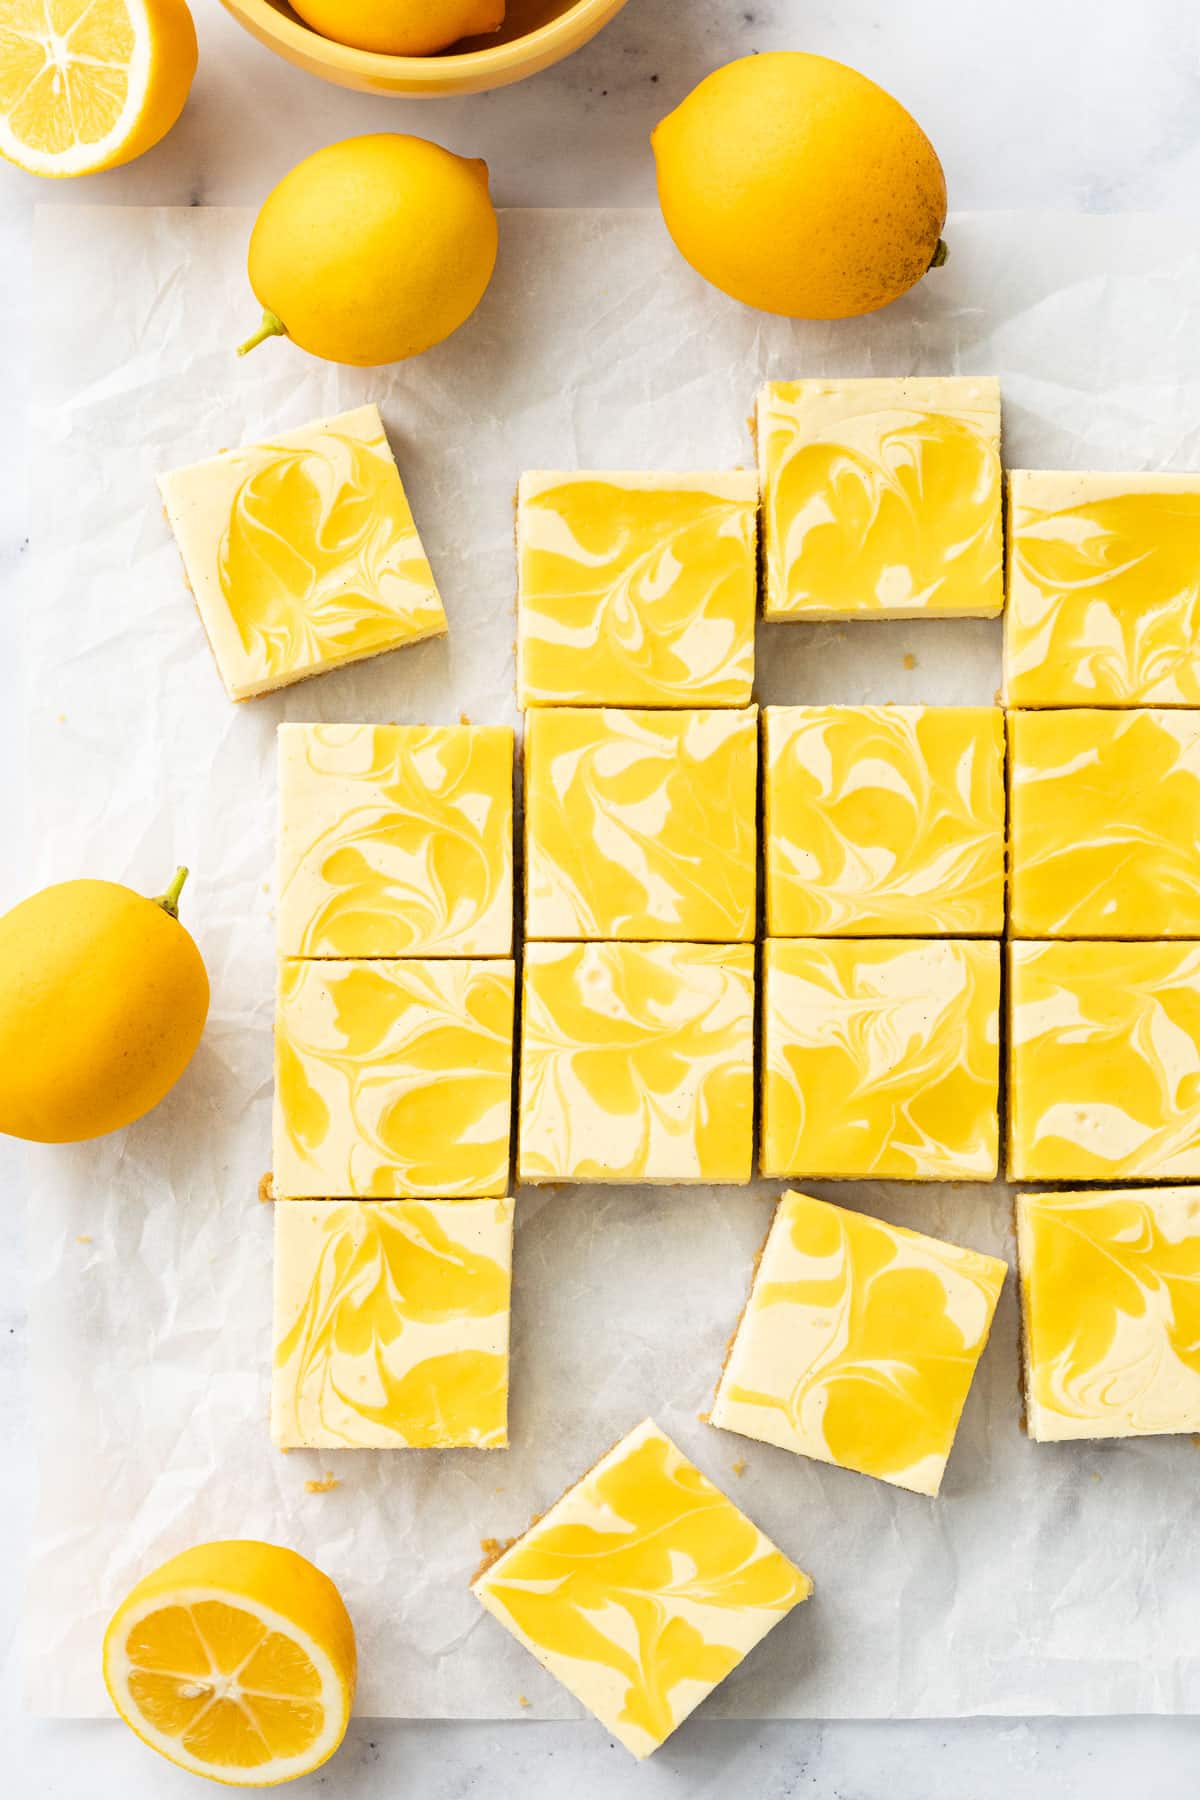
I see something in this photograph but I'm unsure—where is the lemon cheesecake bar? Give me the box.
[1005,471,1200,707]
[273,1197,514,1449]
[761,938,1001,1180]
[1008,709,1200,938]
[274,958,515,1198]
[757,376,1003,620]
[472,1418,812,1757]
[277,722,514,958]
[518,941,754,1183]
[1016,1187,1200,1441]
[524,706,757,941]
[158,404,447,701]
[712,1191,1006,1495]
[764,704,1005,936]
[516,471,757,708]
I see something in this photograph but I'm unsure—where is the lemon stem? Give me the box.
[156,866,189,919]
[237,310,287,357]
[929,238,949,269]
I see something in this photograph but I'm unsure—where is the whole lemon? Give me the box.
[289,0,504,55]
[239,134,499,368]
[652,53,947,320]
[0,867,209,1144]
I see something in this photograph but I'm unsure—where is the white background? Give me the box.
[3,1,1200,1792]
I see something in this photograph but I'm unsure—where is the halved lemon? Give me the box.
[0,0,198,179]
[102,1540,356,1788]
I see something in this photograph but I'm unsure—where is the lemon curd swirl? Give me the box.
[1016,1187,1200,1442]
[516,472,758,708]
[524,707,757,942]
[1008,941,1200,1181]
[713,1192,1006,1496]
[762,939,1001,1181]
[277,722,513,958]
[274,958,514,1199]
[472,1419,811,1759]
[1005,472,1200,707]
[765,705,1005,936]
[758,377,1003,619]
[272,1198,513,1449]
[518,941,755,1184]
[1009,709,1200,938]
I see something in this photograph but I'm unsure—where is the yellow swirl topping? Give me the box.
[1005,471,1200,708]
[757,377,1002,620]
[1009,708,1200,938]
[516,471,757,709]
[764,705,1005,936]
[277,722,514,959]
[1008,941,1200,1182]
[518,941,754,1184]
[273,1198,514,1449]
[472,1418,811,1758]
[274,958,515,1199]
[713,1191,1006,1495]
[158,404,447,701]
[1016,1187,1200,1442]
[762,939,1000,1181]
[524,707,757,942]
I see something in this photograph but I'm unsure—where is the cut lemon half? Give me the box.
[0,0,198,179]
[102,1540,356,1788]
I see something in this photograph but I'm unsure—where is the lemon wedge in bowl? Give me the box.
[102,1540,356,1787]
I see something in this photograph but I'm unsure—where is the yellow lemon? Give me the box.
[239,133,498,368]
[0,866,209,1143]
[0,0,197,179]
[652,53,947,320]
[103,1540,357,1788]
[289,0,504,55]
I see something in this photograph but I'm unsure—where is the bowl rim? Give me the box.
[225,0,627,76]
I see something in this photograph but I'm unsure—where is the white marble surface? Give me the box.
[3,0,1200,1791]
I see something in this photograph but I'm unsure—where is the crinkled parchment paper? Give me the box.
[24,206,1200,1718]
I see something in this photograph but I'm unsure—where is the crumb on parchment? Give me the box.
[903,652,917,671]
[258,1172,274,1204]
[75,1234,92,1244]
[731,1458,747,1477]
[518,1695,531,1709]
[305,1472,341,1495]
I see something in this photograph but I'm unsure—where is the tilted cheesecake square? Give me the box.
[274,958,514,1198]
[1016,1187,1200,1442]
[1005,470,1200,708]
[761,938,1000,1180]
[472,1418,812,1758]
[158,403,447,701]
[1008,709,1200,938]
[516,470,757,709]
[757,376,1003,620]
[277,722,514,958]
[1008,941,1200,1181]
[764,704,1005,936]
[519,941,754,1183]
[273,1197,514,1450]
[524,706,757,942]
[712,1191,1006,1495]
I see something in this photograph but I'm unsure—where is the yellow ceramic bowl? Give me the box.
[219,0,632,96]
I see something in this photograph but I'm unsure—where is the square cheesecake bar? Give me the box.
[1016,1187,1200,1442]
[516,470,758,709]
[158,403,447,701]
[1008,709,1200,938]
[273,1197,514,1450]
[757,376,1003,620]
[761,938,1000,1181]
[519,941,755,1184]
[712,1192,1006,1495]
[277,722,514,958]
[274,958,515,1198]
[1008,941,1200,1181]
[524,706,757,942]
[764,704,1005,936]
[1005,470,1200,707]
[472,1418,812,1758]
